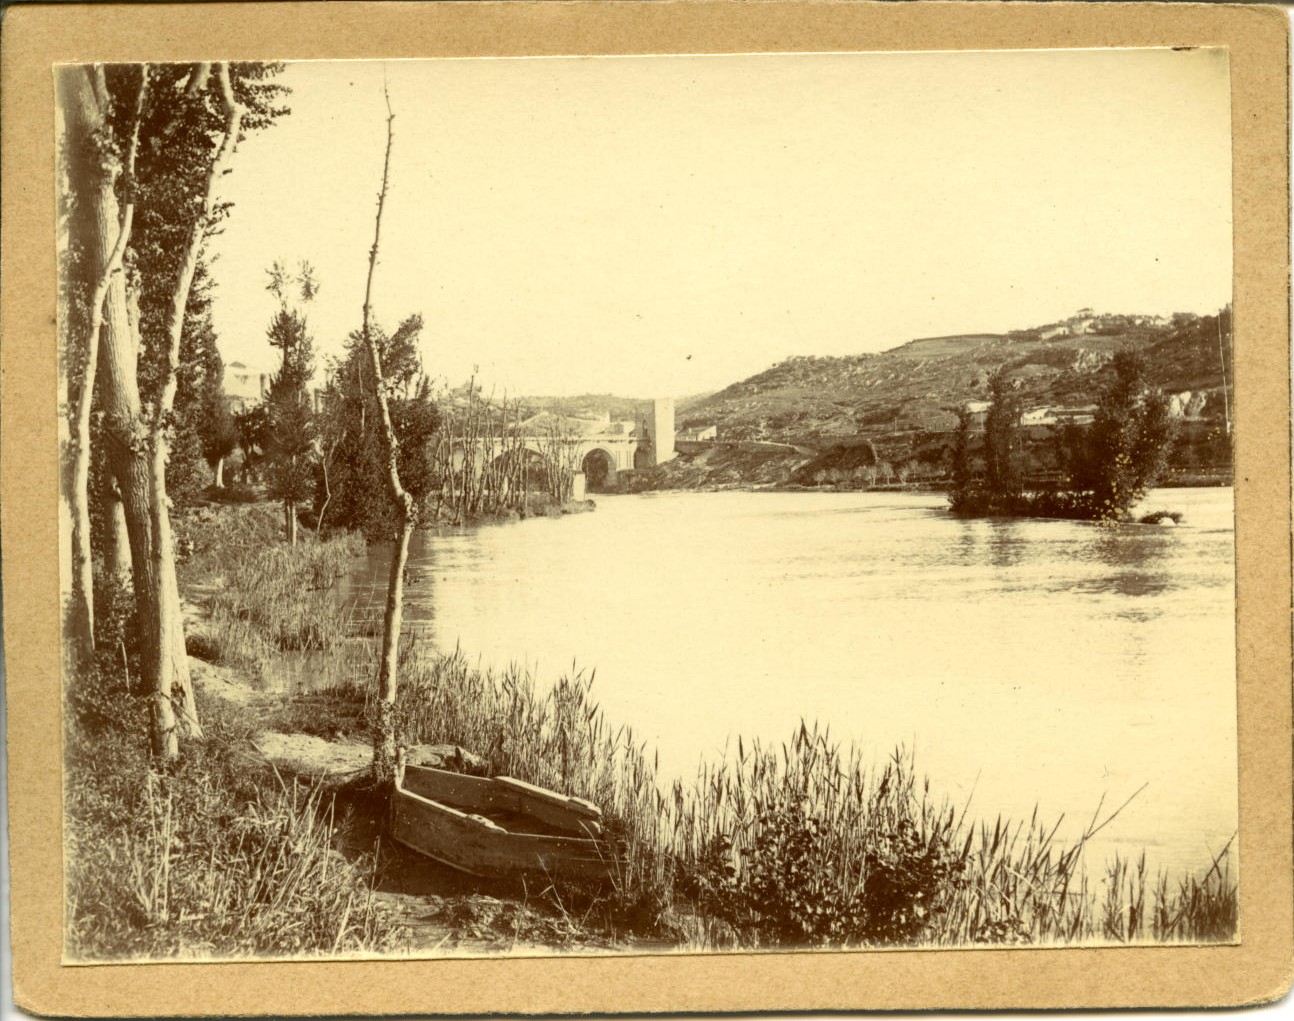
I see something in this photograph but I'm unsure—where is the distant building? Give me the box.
[962,399,991,429]
[631,398,676,467]
[223,361,271,412]
[1038,325,1069,341]
[1052,405,1098,426]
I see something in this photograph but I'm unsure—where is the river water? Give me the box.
[322,487,1237,879]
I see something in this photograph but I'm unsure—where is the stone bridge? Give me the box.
[449,398,676,493]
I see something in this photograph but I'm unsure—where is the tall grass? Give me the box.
[64,667,405,959]
[332,646,1238,949]
[179,503,367,675]
[171,503,1236,949]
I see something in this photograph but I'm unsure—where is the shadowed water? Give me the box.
[319,487,1237,879]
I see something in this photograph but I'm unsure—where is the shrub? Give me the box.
[1138,510,1184,525]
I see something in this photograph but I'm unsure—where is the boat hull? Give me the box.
[392,765,616,882]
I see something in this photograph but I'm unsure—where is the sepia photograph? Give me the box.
[6,1,1291,1014]
[55,47,1240,960]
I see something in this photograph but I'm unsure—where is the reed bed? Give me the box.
[174,507,1237,950]
[181,504,367,675]
[342,646,1238,949]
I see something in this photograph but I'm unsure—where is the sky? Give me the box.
[205,50,1233,399]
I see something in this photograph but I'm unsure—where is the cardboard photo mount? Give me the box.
[3,2,1290,1015]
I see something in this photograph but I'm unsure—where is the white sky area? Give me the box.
[205,50,1233,398]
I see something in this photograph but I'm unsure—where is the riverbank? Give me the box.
[627,444,1230,496]
[65,498,1239,957]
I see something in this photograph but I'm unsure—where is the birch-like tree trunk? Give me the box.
[61,65,176,749]
[63,66,146,665]
[59,61,242,761]
[107,488,132,581]
[144,63,243,753]
[363,89,416,785]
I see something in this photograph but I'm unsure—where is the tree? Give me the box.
[234,403,270,482]
[322,315,439,538]
[1067,350,1177,521]
[983,368,1023,503]
[178,262,236,492]
[262,261,318,545]
[199,384,239,487]
[361,86,418,783]
[58,61,285,762]
[948,407,974,505]
[60,63,148,665]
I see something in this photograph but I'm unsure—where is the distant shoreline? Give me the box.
[620,473,1234,498]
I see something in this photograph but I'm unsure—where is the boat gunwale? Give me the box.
[391,766,617,878]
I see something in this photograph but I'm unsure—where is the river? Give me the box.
[314,487,1238,880]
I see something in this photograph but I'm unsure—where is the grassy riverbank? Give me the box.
[66,500,1238,955]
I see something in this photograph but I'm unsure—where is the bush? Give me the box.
[1138,510,1184,525]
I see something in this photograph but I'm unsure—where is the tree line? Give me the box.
[59,62,293,760]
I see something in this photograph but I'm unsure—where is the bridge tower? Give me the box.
[640,397,676,466]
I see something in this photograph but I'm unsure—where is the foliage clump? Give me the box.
[318,315,440,539]
[950,350,1178,522]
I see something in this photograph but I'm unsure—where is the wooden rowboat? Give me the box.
[392,762,616,881]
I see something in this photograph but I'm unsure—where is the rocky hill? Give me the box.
[676,310,1232,449]
[636,309,1234,490]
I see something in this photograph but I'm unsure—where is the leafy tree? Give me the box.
[173,262,236,494]
[322,315,439,539]
[948,406,975,510]
[58,61,286,761]
[983,368,1023,503]
[1067,350,1177,521]
[262,261,318,545]
[234,403,271,482]
[199,384,239,487]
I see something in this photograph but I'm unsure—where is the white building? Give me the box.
[223,361,271,412]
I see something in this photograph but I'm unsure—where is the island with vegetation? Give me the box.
[58,60,1236,961]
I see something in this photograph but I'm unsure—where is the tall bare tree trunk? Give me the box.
[284,500,298,546]
[107,488,132,581]
[62,67,146,665]
[214,455,225,488]
[146,62,242,752]
[363,86,416,785]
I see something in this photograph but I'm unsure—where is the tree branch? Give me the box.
[361,76,414,519]
[184,62,212,98]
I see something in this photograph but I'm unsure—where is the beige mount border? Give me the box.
[3,2,1290,1014]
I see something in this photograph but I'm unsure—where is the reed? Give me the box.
[182,505,366,675]
[354,647,1238,949]
[171,509,1238,951]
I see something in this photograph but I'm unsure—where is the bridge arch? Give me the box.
[580,447,619,492]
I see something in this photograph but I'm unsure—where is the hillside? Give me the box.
[648,309,1233,490]
[519,393,651,423]
[677,310,1232,448]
